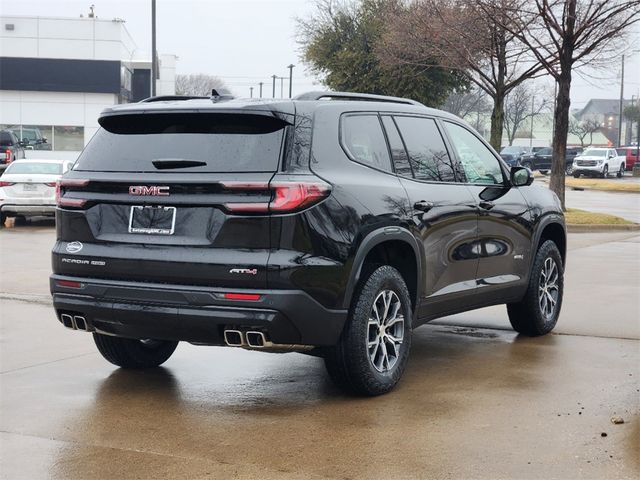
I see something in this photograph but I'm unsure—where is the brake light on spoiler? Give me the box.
[56,178,90,208]
[222,180,331,214]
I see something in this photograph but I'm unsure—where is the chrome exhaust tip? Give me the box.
[60,313,75,329]
[223,329,244,346]
[246,331,267,348]
[73,315,87,331]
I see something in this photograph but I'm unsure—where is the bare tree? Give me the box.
[175,74,226,96]
[569,118,601,147]
[379,0,549,149]
[503,83,552,145]
[486,0,640,209]
[442,87,491,119]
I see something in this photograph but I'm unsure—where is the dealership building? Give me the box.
[0,14,176,159]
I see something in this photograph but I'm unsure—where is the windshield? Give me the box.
[581,149,607,157]
[75,112,288,173]
[5,162,63,174]
[500,146,526,154]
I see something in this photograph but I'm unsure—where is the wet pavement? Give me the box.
[1,222,639,479]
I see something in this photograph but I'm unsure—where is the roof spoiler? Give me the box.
[294,91,424,107]
[140,88,235,104]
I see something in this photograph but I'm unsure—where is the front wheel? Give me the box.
[601,165,608,178]
[507,240,563,336]
[324,265,413,396]
[93,333,178,369]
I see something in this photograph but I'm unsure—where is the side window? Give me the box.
[341,114,392,172]
[380,116,412,177]
[443,121,505,185]
[0,132,11,146]
[393,116,458,182]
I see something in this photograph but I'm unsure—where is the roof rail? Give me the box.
[139,95,208,103]
[293,91,424,107]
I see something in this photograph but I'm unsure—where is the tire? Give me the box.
[565,164,573,175]
[617,164,624,178]
[507,240,563,336]
[539,170,549,175]
[0,212,5,228]
[601,165,608,178]
[573,172,580,178]
[93,333,178,369]
[324,265,413,396]
[13,215,27,226]
[522,161,533,170]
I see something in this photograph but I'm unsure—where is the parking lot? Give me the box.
[0,220,638,479]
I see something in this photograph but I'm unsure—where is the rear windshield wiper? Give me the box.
[152,159,208,170]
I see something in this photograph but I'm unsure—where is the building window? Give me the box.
[0,124,84,151]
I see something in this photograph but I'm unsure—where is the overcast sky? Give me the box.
[1,0,639,109]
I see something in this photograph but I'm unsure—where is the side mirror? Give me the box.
[41,137,48,143]
[511,166,533,187]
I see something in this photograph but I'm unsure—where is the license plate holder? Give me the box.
[23,184,37,191]
[128,205,176,235]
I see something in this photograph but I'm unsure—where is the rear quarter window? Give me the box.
[340,114,392,172]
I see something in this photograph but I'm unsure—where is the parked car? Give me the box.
[0,159,74,226]
[520,147,583,174]
[499,145,531,166]
[572,147,625,178]
[9,127,51,151]
[50,91,566,396]
[0,129,26,171]
[616,146,639,171]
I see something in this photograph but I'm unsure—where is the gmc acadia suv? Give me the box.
[51,91,566,395]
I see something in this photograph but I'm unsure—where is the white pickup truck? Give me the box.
[572,147,626,178]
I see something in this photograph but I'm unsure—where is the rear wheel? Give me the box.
[93,333,178,369]
[324,265,412,396]
[507,240,563,336]
[539,170,549,175]
[565,164,573,175]
[617,164,624,178]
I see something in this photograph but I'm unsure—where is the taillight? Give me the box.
[222,180,331,214]
[45,182,56,187]
[4,150,10,163]
[0,181,14,187]
[56,178,90,208]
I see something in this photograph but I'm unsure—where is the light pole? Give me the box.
[151,0,157,96]
[250,87,253,98]
[618,54,624,147]
[259,82,263,98]
[287,64,295,98]
[272,75,277,98]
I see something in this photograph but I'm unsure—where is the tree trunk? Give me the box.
[550,73,571,210]
[490,94,505,150]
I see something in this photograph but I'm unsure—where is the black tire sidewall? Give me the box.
[340,266,413,395]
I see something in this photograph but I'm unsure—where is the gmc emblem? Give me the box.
[129,185,170,196]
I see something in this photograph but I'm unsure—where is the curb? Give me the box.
[0,292,52,305]
[567,224,640,232]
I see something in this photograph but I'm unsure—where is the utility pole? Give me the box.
[287,64,294,98]
[151,0,157,97]
[618,54,625,147]
[272,75,277,98]
[259,82,263,98]
[279,77,284,98]
[250,87,253,98]
[529,95,535,149]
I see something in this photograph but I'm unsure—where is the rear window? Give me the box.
[5,162,63,174]
[75,113,288,173]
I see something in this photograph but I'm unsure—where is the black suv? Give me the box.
[0,129,26,170]
[520,146,583,174]
[51,91,566,395]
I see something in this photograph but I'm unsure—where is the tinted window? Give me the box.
[75,113,287,173]
[381,116,411,177]
[5,162,63,174]
[341,115,392,171]
[444,121,504,185]
[538,147,552,155]
[0,131,13,146]
[394,116,457,182]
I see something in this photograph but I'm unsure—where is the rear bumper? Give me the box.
[1,203,56,215]
[50,275,347,346]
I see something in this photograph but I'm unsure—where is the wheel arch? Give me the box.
[342,227,422,314]
[534,218,567,267]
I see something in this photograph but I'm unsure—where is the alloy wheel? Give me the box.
[538,257,559,320]
[367,290,404,373]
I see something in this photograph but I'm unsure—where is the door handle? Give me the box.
[479,200,495,210]
[414,200,434,212]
